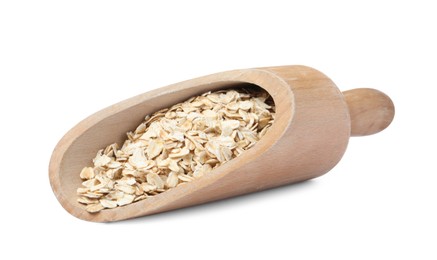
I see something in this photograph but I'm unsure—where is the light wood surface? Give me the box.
[343,88,395,136]
[49,65,394,222]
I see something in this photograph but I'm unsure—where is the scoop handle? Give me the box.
[342,88,395,136]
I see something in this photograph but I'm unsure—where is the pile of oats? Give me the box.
[77,88,275,213]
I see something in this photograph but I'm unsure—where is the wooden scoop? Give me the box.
[49,65,394,222]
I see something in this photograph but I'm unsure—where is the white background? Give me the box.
[1,0,436,259]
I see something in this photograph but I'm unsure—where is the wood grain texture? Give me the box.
[49,65,393,222]
[343,88,395,136]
